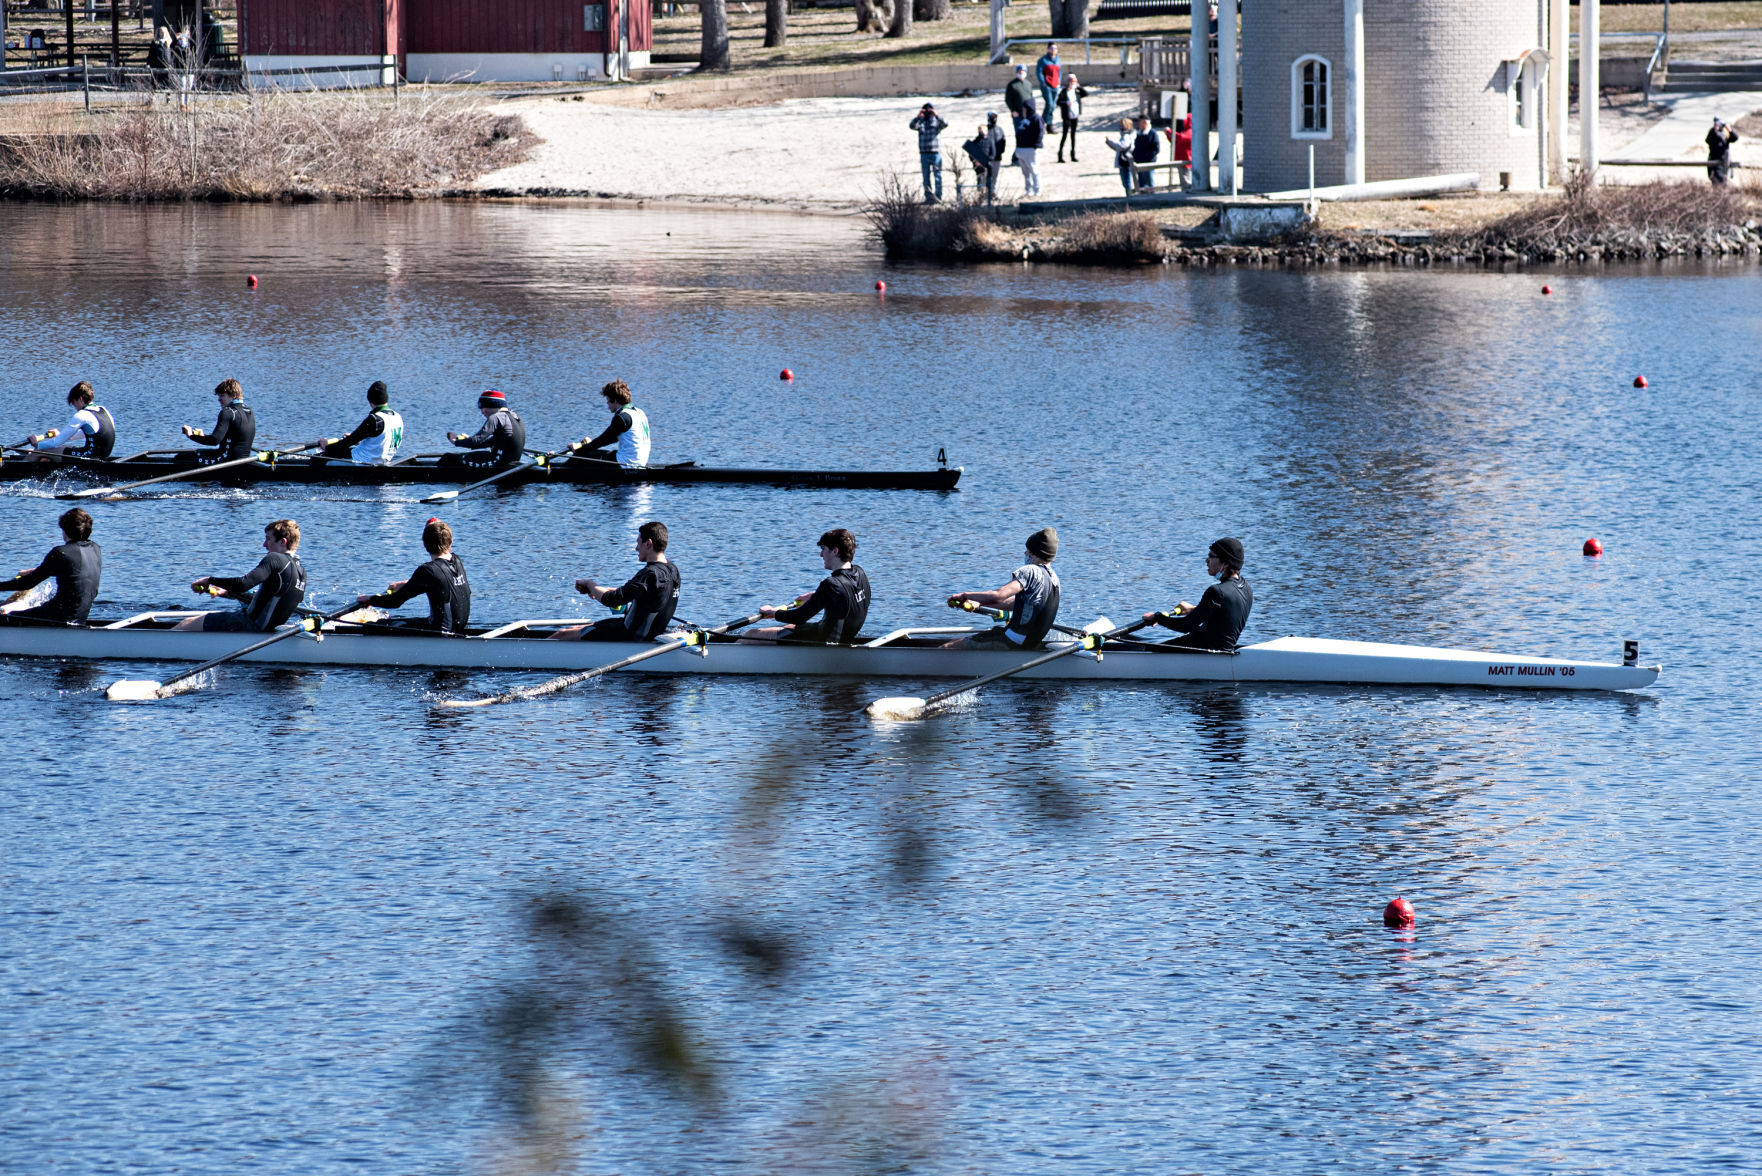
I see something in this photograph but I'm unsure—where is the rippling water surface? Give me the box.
[2,203,1760,1175]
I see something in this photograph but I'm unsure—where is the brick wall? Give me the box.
[1242,0,1550,193]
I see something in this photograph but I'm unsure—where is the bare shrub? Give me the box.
[0,87,533,201]
[1053,211,1165,260]
[864,171,988,256]
[1457,170,1762,254]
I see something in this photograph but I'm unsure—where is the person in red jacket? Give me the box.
[1166,113,1194,189]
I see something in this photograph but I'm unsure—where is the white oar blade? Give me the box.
[865,695,928,721]
[105,679,165,702]
[1085,616,1114,634]
[422,490,460,504]
[433,695,502,710]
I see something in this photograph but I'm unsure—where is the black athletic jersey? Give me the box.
[454,408,526,465]
[0,539,102,623]
[370,554,470,633]
[601,559,681,640]
[775,564,871,644]
[193,400,256,460]
[75,405,116,459]
[212,551,307,631]
[1158,576,1252,649]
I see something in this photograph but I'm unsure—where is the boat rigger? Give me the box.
[0,613,1661,692]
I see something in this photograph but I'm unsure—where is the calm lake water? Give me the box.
[2,202,1760,1175]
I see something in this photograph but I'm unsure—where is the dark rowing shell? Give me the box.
[0,451,962,492]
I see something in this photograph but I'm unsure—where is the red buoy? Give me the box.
[1583,537,1603,557]
[875,280,887,292]
[1634,375,1648,388]
[246,274,258,288]
[1383,897,1415,928]
[780,368,794,381]
[1541,284,1553,295]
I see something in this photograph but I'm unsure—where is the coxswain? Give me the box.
[446,390,525,467]
[181,378,256,461]
[741,528,871,644]
[28,382,117,462]
[321,380,404,465]
[0,508,102,625]
[569,379,651,468]
[553,520,680,642]
[1140,537,1252,649]
[942,527,1061,649]
[357,517,471,633]
[174,518,307,632]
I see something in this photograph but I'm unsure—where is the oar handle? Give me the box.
[948,597,1009,621]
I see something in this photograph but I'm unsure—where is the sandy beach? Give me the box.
[475,86,1156,210]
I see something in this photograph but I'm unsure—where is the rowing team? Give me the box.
[12,378,656,469]
[2,510,1257,651]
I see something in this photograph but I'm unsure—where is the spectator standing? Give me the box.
[1014,106,1046,197]
[1167,112,1194,188]
[1132,114,1161,190]
[1707,117,1739,185]
[909,102,950,202]
[963,124,997,204]
[985,112,1010,201]
[1005,64,1036,119]
[1106,118,1136,196]
[1036,43,1062,124]
[1055,74,1088,163]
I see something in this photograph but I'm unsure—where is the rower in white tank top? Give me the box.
[572,378,652,469]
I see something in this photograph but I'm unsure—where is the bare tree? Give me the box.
[765,0,788,47]
[1048,0,1088,38]
[854,0,890,32]
[699,0,731,70]
[886,0,912,39]
[915,0,951,21]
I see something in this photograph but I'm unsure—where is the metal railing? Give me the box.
[990,37,1139,68]
[1642,32,1667,103]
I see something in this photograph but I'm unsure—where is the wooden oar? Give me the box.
[104,601,362,702]
[435,611,765,709]
[866,616,1156,721]
[58,441,322,501]
[422,451,556,504]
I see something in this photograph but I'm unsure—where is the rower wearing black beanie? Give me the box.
[1142,536,1252,650]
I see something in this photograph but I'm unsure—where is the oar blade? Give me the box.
[865,695,928,721]
[421,490,460,504]
[105,678,166,702]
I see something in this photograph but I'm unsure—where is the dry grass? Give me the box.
[864,170,992,253]
[1457,170,1762,253]
[1055,210,1163,259]
[0,89,532,201]
[1574,1,1762,34]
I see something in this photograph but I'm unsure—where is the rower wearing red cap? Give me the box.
[356,518,471,633]
[446,390,525,467]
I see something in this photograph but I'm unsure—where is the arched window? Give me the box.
[1291,55,1331,139]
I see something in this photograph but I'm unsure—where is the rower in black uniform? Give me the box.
[943,526,1062,649]
[0,508,102,625]
[1141,536,1252,649]
[181,378,256,462]
[446,389,525,467]
[28,382,116,462]
[357,517,471,634]
[175,518,307,632]
[321,380,405,465]
[553,520,681,642]
[741,527,871,644]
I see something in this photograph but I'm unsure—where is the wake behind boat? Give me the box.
[0,450,962,493]
[0,611,1660,692]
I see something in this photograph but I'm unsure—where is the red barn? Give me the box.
[241,0,650,85]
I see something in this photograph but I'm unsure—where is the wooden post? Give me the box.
[111,0,121,65]
[67,0,78,69]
